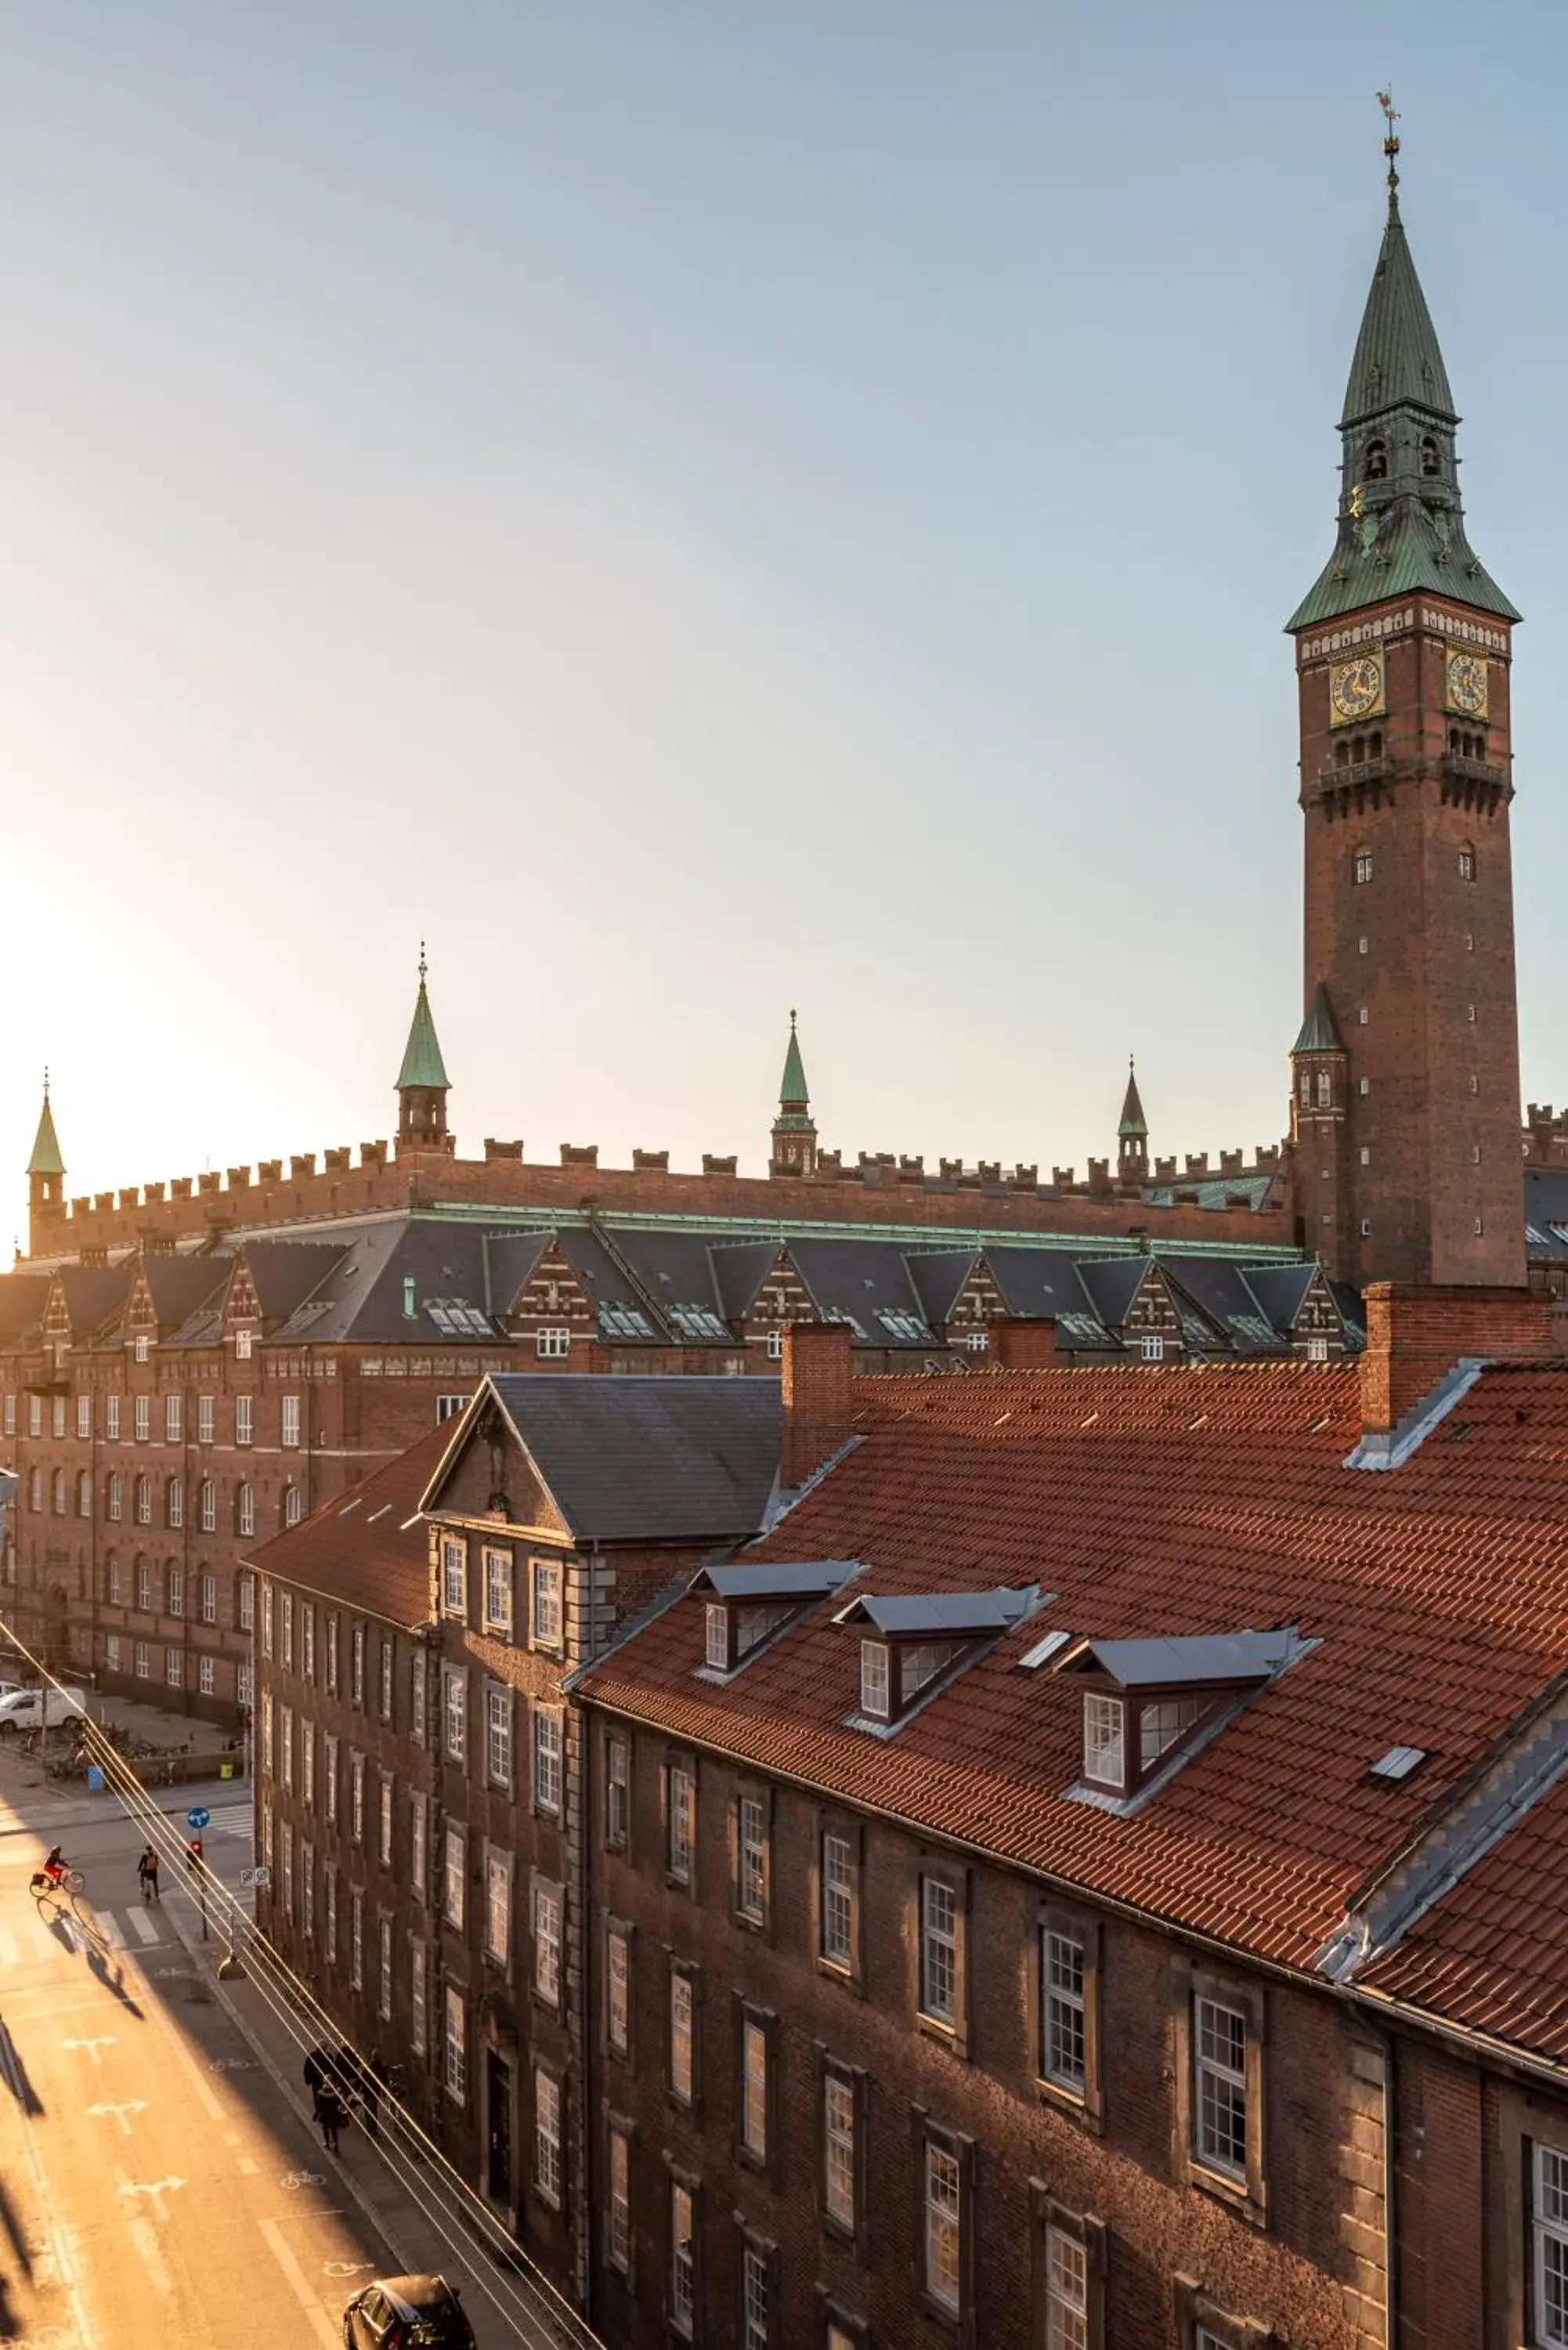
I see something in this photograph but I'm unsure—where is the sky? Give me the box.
[5,1,1568,1247]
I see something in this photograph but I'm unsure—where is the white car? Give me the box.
[0,1686,87,1734]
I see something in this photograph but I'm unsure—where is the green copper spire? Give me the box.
[1117,1058,1147,1139]
[1292,982,1345,1055]
[396,945,450,1092]
[779,1010,809,1113]
[1288,114,1519,634]
[27,1077,63,1179]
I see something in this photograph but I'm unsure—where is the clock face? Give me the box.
[1447,649,1489,719]
[1330,653,1383,725]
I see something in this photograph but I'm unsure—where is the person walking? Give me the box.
[316,2080,347,2156]
[303,2044,329,2124]
[137,1846,160,1904]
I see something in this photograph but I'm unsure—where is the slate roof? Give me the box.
[0,1274,49,1343]
[244,1240,346,1324]
[581,1361,1568,1986]
[142,1254,229,1332]
[247,1423,446,1625]
[54,1264,135,1339]
[483,1373,782,1543]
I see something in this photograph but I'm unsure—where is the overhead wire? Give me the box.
[2,1626,602,2350]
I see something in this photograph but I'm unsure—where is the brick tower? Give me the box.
[1286,124,1523,1288]
[26,1077,65,1258]
[396,946,453,1155]
[769,1010,818,1177]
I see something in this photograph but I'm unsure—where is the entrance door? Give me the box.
[486,2049,513,2205]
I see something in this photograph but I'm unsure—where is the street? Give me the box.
[0,1766,400,2350]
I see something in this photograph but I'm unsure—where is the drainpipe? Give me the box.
[570,1538,600,2321]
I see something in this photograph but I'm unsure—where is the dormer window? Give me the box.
[836,1586,1036,1729]
[1062,1630,1301,1801]
[693,1560,857,1678]
[134,1335,150,1365]
[1082,1693,1125,1786]
[861,1640,891,1719]
[235,1329,253,1362]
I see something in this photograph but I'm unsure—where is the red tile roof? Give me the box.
[247,1424,446,1625]
[581,1360,1568,1979]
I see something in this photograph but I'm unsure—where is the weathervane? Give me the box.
[1377,89,1400,190]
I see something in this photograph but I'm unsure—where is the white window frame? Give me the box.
[607,2127,631,2272]
[923,2136,963,2316]
[536,1326,571,1361]
[535,2067,562,2207]
[607,1928,630,2056]
[443,1826,464,1930]
[1534,2143,1568,2347]
[1082,1692,1125,1789]
[281,1394,301,1448]
[378,1915,393,2023]
[667,1762,694,1883]
[920,1876,958,2025]
[235,1394,253,1447]
[198,1394,215,1445]
[534,1879,562,2005]
[1043,1927,1087,2091]
[486,1685,512,1788]
[821,1830,854,1969]
[443,1668,467,1762]
[533,1707,563,1815]
[441,1538,467,1616]
[1194,1993,1248,2181]
[1045,2222,1089,2348]
[823,2067,856,2228]
[444,1985,465,2102]
[859,1640,890,1719]
[531,1557,562,1650]
[738,1794,767,1923]
[483,1547,514,1637]
[669,1969,694,2102]
[670,2179,695,2336]
[410,1940,428,2056]
[76,1394,92,1439]
[485,1851,511,1967]
[164,1393,182,1443]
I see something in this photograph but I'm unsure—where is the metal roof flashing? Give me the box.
[1342,1358,1487,1471]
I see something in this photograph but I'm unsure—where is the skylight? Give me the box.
[669,1304,730,1341]
[876,1307,934,1343]
[1371,1744,1428,1782]
[599,1305,656,1340]
[1017,1628,1072,1671]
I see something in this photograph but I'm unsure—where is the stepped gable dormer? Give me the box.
[396,945,453,1156]
[1117,1058,1149,1184]
[770,1010,818,1177]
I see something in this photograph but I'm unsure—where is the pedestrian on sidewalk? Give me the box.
[137,1846,160,1904]
[303,2044,329,2123]
[316,2082,347,2155]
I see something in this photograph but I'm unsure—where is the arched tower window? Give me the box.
[1364,439,1388,481]
[1335,739,1350,770]
[1353,849,1374,886]
[1458,844,1476,883]
[1316,1072,1332,1109]
[1299,1070,1311,1106]
[1368,728,1382,761]
[1420,436,1441,478]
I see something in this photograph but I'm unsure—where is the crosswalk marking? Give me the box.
[128,1908,161,1947]
[99,1913,125,1947]
[0,1928,17,1968]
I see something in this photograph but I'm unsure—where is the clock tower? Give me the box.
[1285,128,1524,1289]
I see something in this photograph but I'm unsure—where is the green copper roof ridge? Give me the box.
[396,955,450,1093]
[27,1087,63,1178]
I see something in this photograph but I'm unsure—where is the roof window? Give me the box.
[1060,1629,1300,1802]
[598,1303,656,1340]
[1370,1744,1428,1783]
[836,1586,1036,1730]
[692,1560,857,1678]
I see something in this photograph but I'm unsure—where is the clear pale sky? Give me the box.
[5,2,1568,1246]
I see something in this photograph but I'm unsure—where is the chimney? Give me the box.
[1360,1283,1553,1436]
[988,1316,1058,1370]
[781,1321,855,1488]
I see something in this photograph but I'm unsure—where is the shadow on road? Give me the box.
[0,2268,18,2338]
[0,2175,34,2280]
[0,2022,42,2119]
[83,1940,143,2019]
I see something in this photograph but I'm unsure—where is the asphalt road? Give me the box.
[0,1769,398,2349]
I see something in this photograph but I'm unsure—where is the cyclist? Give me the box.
[41,1846,67,1888]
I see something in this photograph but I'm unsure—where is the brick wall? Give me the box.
[1358,1282,1553,1434]
[782,1322,854,1486]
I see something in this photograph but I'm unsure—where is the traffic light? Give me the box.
[186,1837,204,1868]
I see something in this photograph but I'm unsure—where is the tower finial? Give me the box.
[42,1065,49,1098]
[418,939,428,985]
[1377,88,1400,211]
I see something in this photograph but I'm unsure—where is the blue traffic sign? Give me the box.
[186,1806,211,1831]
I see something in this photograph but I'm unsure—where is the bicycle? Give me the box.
[30,1865,85,1900]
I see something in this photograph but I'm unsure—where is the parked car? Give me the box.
[0,1686,88,1734]
[341,2276,477,2349]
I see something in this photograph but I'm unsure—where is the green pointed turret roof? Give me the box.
[396,950,450,1093]
[779,1011,809,1110]
[27,1083,63,1178]
[1340,184,1454,428]
[1293,982,1346,1055]
[1117,1060,1147,1139]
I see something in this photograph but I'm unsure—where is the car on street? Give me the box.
[341,2274,478,2349]
[0,1685,88,1734]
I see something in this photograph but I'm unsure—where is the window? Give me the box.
[443,1668,467,1762]
[107,1634,122,1673]
[107,1473,123,1523]
[135,1474,151,1527]
[670,1967,695,2102]
[535,2069,562,2207]
[1140,1695,1204,1772]
[820,1828,855,1971]
[1467,1003,1478,1024]
[351,1752,366,1843]
[443,1826,464,1929]
[1083,1694,1125,1788]
[533,1879,562,2005]
[1140,1335,1164,1361]
[1459,845,1476,881]
[533,1708,562,1814]
[76,1470,91,1518]
[920,1877,958,2027]
[739,2012,768,2161]
[1354,849,1373,885]
[378,1916,392,2022]
[75,1394,91,1439]
[237,1661,254,1707]
[239,1573,255,1633]
[859,1641,890,1719]
[483,1548,513,1637]
[444,1987,465,2102]
[536,1327,571,1360]
[441,1538,466,1615]
[923,2135,963,2317]
[607,1926,630,2056]
[378,1774,393,1867]
[822,2064,858,2230]
[168,1564,184,1618]
[1043,1928,1086,2090]
[235,1394,252,1446]
[284,1485,302,1528]
[199,1478,215,1533]
[670,2180,695,2337]
[741,2237,772,2350]
[607,2126,631,2273]
[667,1762,694,1884]
[410,1647,425,1740]
[237,1484,255,1538]
[403,1276,417,1320]
[166,1647,183,1689]
[324,1734,339,1825]
[486,1686,512,1788]
[1360,1075,1370,1096]
[235,1329,253,1363]
[1361,1217,1373,1237]
[1194,1994,1248,2179]
[302,1603,315,1678]
[435,1392,470,1423]
[3,1394,14,1437]
[107,1558,124,1606]
[606,1734,630,1849]
[134,1640,150,1680]
[410,1792,427,1897]
[410,1942,428,2055]
[485,1852,511,1966]
[1360,1144,1371,1166]
[378,1638,392,1722]
[1044,2221,1090,2350]
[136,1558,153,1613]
[705,1603,728,1671]
[27,1468,39,1513]
[302,1726,315,1808]
[530,1557,562,1650]
[324,1612,341,1694]
[134,1395,150,1441]
[198,1395,215,1444]
[199,1655,215,1697]
[736,1794,768,1924]
[1534,2142,1568,2347]
[1358,1005,1368,1025]
[281,1593,294,1669]
[281,1394,300,1448]
[352,1622,366,1708]
[323,1864,335,1957]
[164,1394,181,1444]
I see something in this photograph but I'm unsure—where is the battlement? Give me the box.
[1523,1105,1568,1165]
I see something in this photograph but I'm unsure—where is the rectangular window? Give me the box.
[737,1794,767,1924]
[201,1571,217,1624]
[237,1661,253,1708]
[483,1548,514,1637]
[199,1655,215,1697]
[198,1394,215,1444]
[302,1726,315,1810]
[136,1559,152,1613]
[106,1634,122,1673]
[443,1668,467,1762]
[3,1394,15,1437]
[607,2126,631,2273]
[378,1774,393,1867]
[200,1479,215,1533]
[261,1582,274,1658]
[1534,2142,1568,2346]
[670,2180,695,2337]
[1194,1994,1248,2179]
[27,1393,42,1438]
[667,1762,694,1885]
[165,1394,182,1444]
[443,1827,464,1930]
[281,1592,294,1670]
[444,1986,465,2102]
[324,1611,338,1694]
[533,1880,562,2005]
[742,2240,771,2350]
[301,1844,314,1940]
[239,1573,255,1633]
[821,1829,854,1969]
[536,1326,571,1360]
[410,1792,427,1897]
[235,1329,253,1362]
[351,1623,365,1708]
[670,1968,694,2102]
[300,1603,315,1679]
[350,1889,363,1990]
[535,2068,562,2207]
[531,1557,562,1650]
[106,1393,121,1441]
[165,1647,183,1689]
[324,1734,339,1826]
[410,1941,428,2056]
[280,1704,294,1791]
[923,2137,963,2316]
[77,1394,92,1439]
[235,1394,252,1447]
[859,1639,890,1719]
[323,1865,334,1957]
[350,1751,366,1842]
[168,1565,184,1615]
[281,1394,301,1448]
[441,1538,467,1615]
[1082,1693,1125,1788]
[920,1877,958,2026]
[485,1852,511,1966]
[379,1639,392,1723]
[739,2013,768,2161]
[410,1647,425,1741]
[378,1916,392,2023]
[134,1394,150,1444]
[533,1708,562,1815]
[279,1821,293,1918]
[486,1686,512,1788]
[606,1734,630,1849]
[1044,2223,1089,2350]
[1043,1929,1086,2090]
[607,1927,630,2056]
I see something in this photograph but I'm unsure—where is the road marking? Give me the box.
[97,1912,124,1947]
[117,2176,185,2218]
[238,2155,259,2175]
[257,2215,339,2349]
[324,2259,373,2276]
[88,2099,148,2135]
[59,2035,115,2067]
[280,2169,325,2189]
[0,1927,18,1965]
[122,2211,172,2301]
[128,1910,160,1947]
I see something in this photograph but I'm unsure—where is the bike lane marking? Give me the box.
[256,2215,339,2348]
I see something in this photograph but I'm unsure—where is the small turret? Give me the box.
[1117,1058,1149,1184]
[770,1010,818,1177]
[27,1074,66,1256]
[396,947,453,1155]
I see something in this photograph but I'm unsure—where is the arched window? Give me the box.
[1368,728,1382,761]
[168,1477,184,1531]
[1353,849,1373,886]
[1316,1071,1331,1109]
[1299,1070,1310,1106]
[200,1479,216,1535]
[135,1473,151,1527]
[284,1485,302,1529]
[135,1556,152,1614]
[27,1467,42,1513]
[1335,738,1350,769]
[107,1471,122,1524]
[77,1471,92,1519]
[1420,435,1440,478]
[106,1555,122,1607]
[1458,844,1476,882]
[237,1483,255,1538]
[52,1469,67,1515]
[1364,439,1388,481]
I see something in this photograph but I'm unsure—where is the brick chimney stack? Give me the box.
[987,1317,1058,1370]
[781,1322,855,1488]
[1360,1283,1554,1436]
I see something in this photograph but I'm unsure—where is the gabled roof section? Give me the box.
[696,1560,858,1602]
[248,1422,448,1625]
[396,953,450,1092]
[27,1088,63,1178]
[140,1254,229,1334]
[52,1263,135,1341]
[1293,982,1345,1055]
[243,1239,346,1325]
[839,1588,1035,1638]
[786,1238,936,1347]
[0,1271,50,1343]
[1062,1630,1299,1688]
